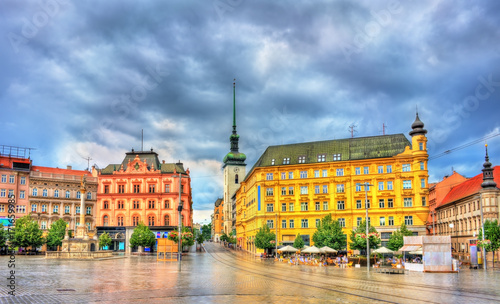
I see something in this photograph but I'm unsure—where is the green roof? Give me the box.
[100,150,187,175]
[247,133,410,175]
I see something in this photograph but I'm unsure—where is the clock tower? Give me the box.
[222,80,246,235]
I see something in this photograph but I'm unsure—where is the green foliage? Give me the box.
[312,215,347,250]
[46,219,68,249]
[255,225,276,250]
[11,215,44,250]
[0,224,8,248]
[386,223,414,252]
[181,226,195,247]
[478,220,500,253]
[129,222,155,248]
[293,233,305,249]
[196,231,204,244]
[99,232,113,249]
[201,223,212,240]
[349,220,380,251]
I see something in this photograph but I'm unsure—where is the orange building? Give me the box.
[212,198,224,241]
[95,149,192,252]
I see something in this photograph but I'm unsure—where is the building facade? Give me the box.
[95,149,192,252]
[222,81,246,235]
[236,114,430,254]
[29,166,97,233]
[213,198,224,241]
[434,146,499,261]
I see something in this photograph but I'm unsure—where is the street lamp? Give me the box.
[479,194,487,270]
[364,182,373,272]
[173,170,186,272]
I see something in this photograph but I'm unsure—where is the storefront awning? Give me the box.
[400,245,421,252]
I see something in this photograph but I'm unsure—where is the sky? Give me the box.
[1,0,500,225]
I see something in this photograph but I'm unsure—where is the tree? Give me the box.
[46,219,67,249]
[0,224,8,248]
[293,233,305,249]
[11,215,44,253]
[129,222,155,248]
[201,223,212,240]
[99,232,112,249]
[196,232,204,245]
[349,220,381,251]
[312,214,347,250]
[386,223,414,252]
[478,220,500,267]
[255,225,276,252]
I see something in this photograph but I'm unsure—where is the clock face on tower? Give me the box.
[234,167,239,173]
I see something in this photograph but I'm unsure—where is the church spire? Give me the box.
[223,79,246,166]
[481,144,497,189]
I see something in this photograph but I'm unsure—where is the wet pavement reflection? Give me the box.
[1,242,500,303]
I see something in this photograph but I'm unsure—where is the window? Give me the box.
[20,176,26,185]
[363,167,369,174]
[132,216,139,226]
[322,185,328,194]
[0,175,5,183]
[118,185,125,193]
[164,215,170,226]
[271,159,275,165]
[0,189,5,197]
[103,215,109,226]
[43,189,48,197]
[379,199,385,208]
[356,200,362,209]
[403,180,412,189]
[288,172,294,179]
[8,189,13,198]
[404,197,413,207]
[336,184,344,193]
[87,192,92,200]
[289,220,295,228]
[300,186,308,195]
[314,170,320,178]
[288,187,294,195]
[266,173,273,180]
[117,216,124,226]
[314,185,320,194]
[289,203,294,212]
[235,174,239,184]
[65,206,70,214]
[283,157,290,164]
[300,171,307,178]
[322,170,327,177]
[133,184,140,193]
[333,153,341,161]
[365,200,371,209]
[405,216,413,226]
[402,164,411,172]
[337,201,345,210]
[422,197,427,206]
[9,175,14,183]
[298,156,306,164]
[104,185,109,193]
[282,219,287,229]
[301,219,308,228]
[74,206,79,214]
[19,190,25,199]
[267,220,274,229]
[386,165,392,173]
[421,178,426,188]
[388,198,394,208]
[281,203,286,212]
[355,183,362,192]
[336,168,344,176]
[148,200,155,209]
[387,181,393,190]
[15,205,25,213]
[323,201,328,210]
[378,166,384,174]
[117,201,124,209]
[164,200,170,208]
[419,142,424,150]
[103,201,109,209]
[133,201,140,209]
[165,184,171,193]
[77,192,81,199]
[86,206,91,215]
[420,162,425,170]
[301,202,308,211]
[266,188,274,196]
[65,191,70,198]
[315,202,321,211]
[281,172,286,180]
[380,217,386,226]
[281,187,286,195]
[357,217,362,226]
[318,154,326,162]
[41,221,47,230]
[31,204,37,212]
[316,219,321,227]
[266,203,274,212]
[367,217,371,226]
[147,184,155,193]
[148,215,155,226]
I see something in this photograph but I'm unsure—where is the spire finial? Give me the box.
[233,78,236,129]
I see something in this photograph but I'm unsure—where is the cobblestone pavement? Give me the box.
[1,243,499,303]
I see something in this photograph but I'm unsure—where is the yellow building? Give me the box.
[236,114,429,254]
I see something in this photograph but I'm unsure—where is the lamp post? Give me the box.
[275,213,278,258]
[173,171,185,272]
[364,182,373,272]
[479,194,487,270]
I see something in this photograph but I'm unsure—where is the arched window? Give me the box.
[117,216,124,226]
[132,215,139,226]
[148,215,155,226]
[103,215,109,226]
[164,200,170,209]
[164,215,170,226]
[235,174,239,184]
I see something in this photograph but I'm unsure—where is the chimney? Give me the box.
[67,165,72,170]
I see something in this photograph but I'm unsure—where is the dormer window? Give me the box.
[283,157,290,165]
[333,153,341,161]
[298,156,306,164]
[317,154,326,162]
[271,159,275,165]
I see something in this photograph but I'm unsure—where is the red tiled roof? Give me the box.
[438,166,500,208]
[31,166,91,176]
